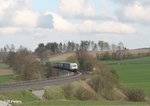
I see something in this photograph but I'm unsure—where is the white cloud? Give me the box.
[50,13,76,31]
[49,13,136,34]
[0,27,20,34]
[78,20,136,34]
[0,0,148,50]
[101,22,136,34]
[58,0,117,21]
[113,0,150,5]
[84,3,95,17]
[0,0,54,36]
[59,0,85,18]
[0,0,136,36]
[123,2,150,24]
[13,10,38,27]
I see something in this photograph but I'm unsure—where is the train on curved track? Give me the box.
[53,62,78,72]
[44,60,78,72]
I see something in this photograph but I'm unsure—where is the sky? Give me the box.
[0,0,150,50]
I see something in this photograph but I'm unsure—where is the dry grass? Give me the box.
[62,81,99,100]
[49,52,75,62]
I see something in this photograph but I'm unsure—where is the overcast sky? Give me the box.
[0,0,150,50]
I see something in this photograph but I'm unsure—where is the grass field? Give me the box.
[104,56,150,96]
[0,90,39,102]
[0,75,14,83]
[0,63,9,69]
[15,100,150,106]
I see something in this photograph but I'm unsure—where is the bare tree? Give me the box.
[118,42,124,63]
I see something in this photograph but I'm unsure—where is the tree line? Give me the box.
[35,40,123,60]
[1,41,149,81]
[0,45,52,80]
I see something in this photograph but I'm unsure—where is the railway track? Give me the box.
[0,71,82,91]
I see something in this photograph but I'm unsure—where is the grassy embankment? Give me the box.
[103,56,150,96]
[17,100,150,106]
[12,85,150,106]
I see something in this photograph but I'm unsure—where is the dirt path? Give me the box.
[0,69,14,75]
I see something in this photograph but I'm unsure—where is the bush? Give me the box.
[76,51,96,72]
[87,68,120,100]
[88,75,113,93]
[44,86,65,100]
[110,69,119,80]
[62,84,74,99]
[97,52,112,60]
[74,82,98,100]
[125,89,145,101]
[62,82,98,100]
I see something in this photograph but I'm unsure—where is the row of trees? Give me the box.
[35,41,124,60]
[0,45,52,80]
[97,42,126,62]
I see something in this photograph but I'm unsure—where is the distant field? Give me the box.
[0,63,9,69]
[0,63,14,83]
[0,75,14,83]
[49,52,75,62]
[0,69,14,76]
[0,63,13,76]
[104,56,150,96]
[48,48,150,62]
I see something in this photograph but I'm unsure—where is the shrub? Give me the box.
[125,88,145,101]
[62,82,98,100]
[97,52,112,60]
[62,84,74,99]
[110,69,119,80]
[74,83,98,100]
[88,75,112,93]
[44,86,65,100]
[76,50,96,72]
[87,68,120,100]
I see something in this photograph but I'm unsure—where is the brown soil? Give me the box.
[0,69,14,75]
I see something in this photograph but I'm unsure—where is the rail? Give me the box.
[0,71,82,91]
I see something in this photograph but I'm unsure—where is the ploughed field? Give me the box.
[104,56,150,96]
[0,69,13,75]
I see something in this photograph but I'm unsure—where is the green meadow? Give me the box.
[105,56,150,96]
[0,63,10,69]
[16,100,150,106]
[0,75,14,83]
